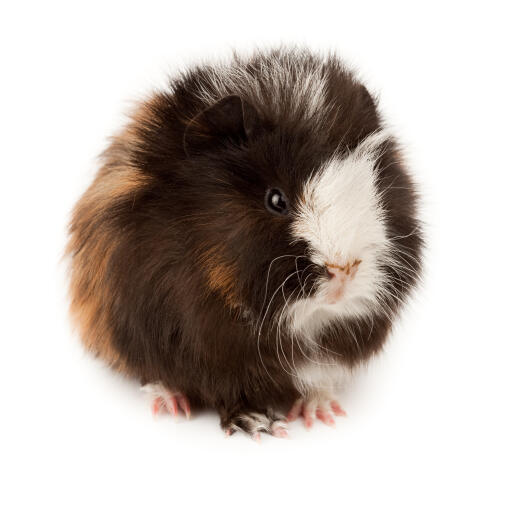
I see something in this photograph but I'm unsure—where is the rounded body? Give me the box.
[67,48,423,431]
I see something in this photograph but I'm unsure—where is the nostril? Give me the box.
[325,265,340,280]
[324,260,362,280]
[326,267,336,280]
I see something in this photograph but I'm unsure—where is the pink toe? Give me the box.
[252,432,261,442]
[303,406,315,429]
[152,397,163,416]
[286,399,303,422]
[177,394,191,419]
[331,401,347,416]
[165,395,178,416]
[316,408,335,427]
[273,426,289,438]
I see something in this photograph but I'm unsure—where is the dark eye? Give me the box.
[265,188,289,216]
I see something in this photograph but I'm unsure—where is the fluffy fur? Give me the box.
[67,47,423,434]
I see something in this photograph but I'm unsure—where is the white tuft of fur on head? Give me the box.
[194,49,329,125]
[288,130,392,339]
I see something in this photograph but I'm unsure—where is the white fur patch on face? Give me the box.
[288,131,391,337]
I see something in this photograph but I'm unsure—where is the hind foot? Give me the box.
[222,408,288,440]
[141,382,191,419]
[287,393,346,429]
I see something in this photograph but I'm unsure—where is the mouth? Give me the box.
[322,259,361,305]
[284,256,385,336]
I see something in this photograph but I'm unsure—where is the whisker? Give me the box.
[387,227,420,242]
[275,285,301,377]
[256,270,298,383]
[256,254,304,331]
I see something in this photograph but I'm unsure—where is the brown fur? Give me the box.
[67,112,152,373]
[201,246,240,309]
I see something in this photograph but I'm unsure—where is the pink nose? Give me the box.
[325,260,361,281]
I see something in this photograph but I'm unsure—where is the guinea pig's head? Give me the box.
[181,94,419,337]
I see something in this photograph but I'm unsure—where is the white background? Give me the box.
[1,1,511,510]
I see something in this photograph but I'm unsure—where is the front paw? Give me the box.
[222,408,288,440]
[286,392,346,429]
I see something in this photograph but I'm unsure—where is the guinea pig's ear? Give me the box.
[183,95,260,156]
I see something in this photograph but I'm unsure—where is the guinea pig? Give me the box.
[67,47,423,438]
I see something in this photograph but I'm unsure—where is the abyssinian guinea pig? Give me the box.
[67,47,423,438]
